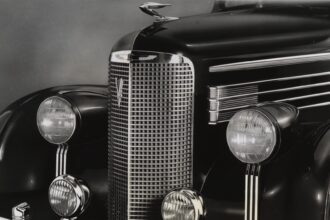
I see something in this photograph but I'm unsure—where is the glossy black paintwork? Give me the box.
[2,3,330,220]
[128,5,330,220]
[134,6,330,61]
[0,85,108,219]
[250,103,300,164]
[212,1,330,13]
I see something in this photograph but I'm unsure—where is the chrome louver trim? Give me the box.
[109,50,194,220]
[209,70,330,124]
[209,52,330,73]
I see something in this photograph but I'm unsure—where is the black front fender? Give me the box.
[0,85,107,219]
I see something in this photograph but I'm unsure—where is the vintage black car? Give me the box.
[0,0,330,220]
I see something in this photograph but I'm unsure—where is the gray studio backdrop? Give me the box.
[0,0,214,111]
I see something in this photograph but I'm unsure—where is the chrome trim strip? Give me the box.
[55,146,60,177]
[216,71,330,89]
[63,144,68,175]
[277,91,330,102]
[210,101,330,124]
[111,50,191,64]
[217,81,330,101]
[249,167,254,220]
[298,101,330,110]
[127,59,132,220]
[325,181,330,220]
[56,144,68,177]
[210,91,330,113]
[244,166,249,220]
[254,166,261,220]
[210,52,330,73]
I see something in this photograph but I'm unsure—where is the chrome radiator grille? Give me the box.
[109,51,194,220]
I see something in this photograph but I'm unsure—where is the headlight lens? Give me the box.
[226,109,277,164]
[49,175,90,218]
[37,96,76,144]
[162,189,205,220]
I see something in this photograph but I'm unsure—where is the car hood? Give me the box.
[133,7,330,62]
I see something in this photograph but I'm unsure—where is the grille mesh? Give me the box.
[109,62,130,220]
[109,52,194,220]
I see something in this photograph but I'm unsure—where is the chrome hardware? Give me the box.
[49,175,90,219]
[325,181,330,220]
[139,2,179,23]
[209,69,330,124]
[162,189,206,220]
[210,52,330,73]
[209,85,258,124]
[245,165,261,220]
[109,50,194,219]
[115,78,124,107]
[56,144,68,177]
[12,202,30,220]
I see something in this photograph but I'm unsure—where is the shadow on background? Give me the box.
[0,0,213,111]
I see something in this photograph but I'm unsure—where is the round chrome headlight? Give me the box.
[162,189,205,220]
[226,108,278,164]
[49,175,90,218]
[37,96,77,144]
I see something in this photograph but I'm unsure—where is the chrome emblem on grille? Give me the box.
[115,78,124,107]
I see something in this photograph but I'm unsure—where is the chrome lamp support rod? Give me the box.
[56,144,69,177]
[245,165,261,220]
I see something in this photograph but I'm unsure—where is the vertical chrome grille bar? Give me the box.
[109,51,195,220]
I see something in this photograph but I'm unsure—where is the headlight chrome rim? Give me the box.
[161,189,205,220]
[37,96,77,145]
[48,175,90,218]
[226,107,280,164]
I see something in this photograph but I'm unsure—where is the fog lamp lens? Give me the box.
[226,109,277,164]
[162,189,205,220]
[49,175,89,218]
[37,96,76,144]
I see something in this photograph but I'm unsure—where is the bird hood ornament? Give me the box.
[139,2,179,23]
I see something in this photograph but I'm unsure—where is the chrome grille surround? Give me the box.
[109,50,194,220]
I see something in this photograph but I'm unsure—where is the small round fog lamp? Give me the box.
[37,96,77,144]
[226,109,278,164]
[49,175,90,218]
[162,189,205,220]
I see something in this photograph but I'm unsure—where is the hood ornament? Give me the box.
[139,2,179,23]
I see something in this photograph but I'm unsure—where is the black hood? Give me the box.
[132,7,330,63]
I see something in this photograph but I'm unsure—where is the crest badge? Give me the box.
[115,78,124,107]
